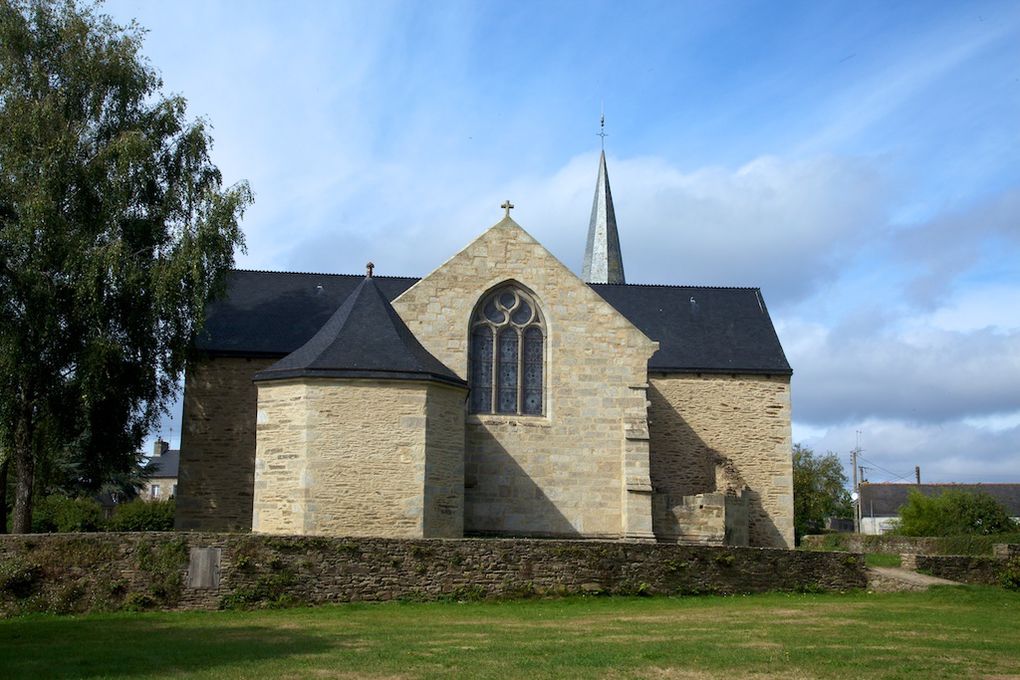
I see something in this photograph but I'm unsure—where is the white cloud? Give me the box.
[786,318,1020,426]
[797,417,1020,484]
[276,152,893,304]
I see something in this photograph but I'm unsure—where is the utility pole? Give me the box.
[851,431,862,534]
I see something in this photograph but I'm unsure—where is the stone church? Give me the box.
[176,151,794,548]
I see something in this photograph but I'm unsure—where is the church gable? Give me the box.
[391,214,656,380]
[392,214,659,540]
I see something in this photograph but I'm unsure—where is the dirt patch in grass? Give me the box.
[288,672,410,680]
[628,669,816,680]
[733,640,784,649]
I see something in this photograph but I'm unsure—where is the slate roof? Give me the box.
[589,283,791,375]
[253,275,465,386]
[147,450,179,479]
[196,269,791,376]
[196,270,416,357]
[859,483,1020,517]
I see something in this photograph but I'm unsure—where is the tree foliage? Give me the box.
[793,443,852,542]
[0,0,251,531]
[896,489,1017,537]
[30,493,104,532]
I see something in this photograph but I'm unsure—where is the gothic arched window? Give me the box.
[469,285,545,415]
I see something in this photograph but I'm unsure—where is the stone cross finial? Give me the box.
[501,200,514,218]
[366,261,374,278]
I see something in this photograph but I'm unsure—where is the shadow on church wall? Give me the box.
[176,355,271,532]
[463,425,581,539]
[647,382,785,548]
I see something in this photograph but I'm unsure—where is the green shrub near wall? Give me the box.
[31,495,105,533]
[22,496,175,534]
[1002,558,1020,591]
[107,499,175,532]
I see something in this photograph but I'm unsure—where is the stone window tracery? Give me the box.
[469,285,544,415]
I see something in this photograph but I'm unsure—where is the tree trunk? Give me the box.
[11,409,35,534]
[0,456,9,533]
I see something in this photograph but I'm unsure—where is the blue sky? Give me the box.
[105,0,1020,485]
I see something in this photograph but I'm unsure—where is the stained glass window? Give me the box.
[468,284,545,415]
[522,327,543,415]
[497,329,518,413]
[470,326,493,412]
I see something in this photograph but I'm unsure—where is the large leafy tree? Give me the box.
[0,0,251,532]
[793,443,852,542]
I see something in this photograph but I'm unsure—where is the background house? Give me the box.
[142,439,179,501]
[859,483,1020,534]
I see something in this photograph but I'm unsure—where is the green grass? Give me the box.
[865,552,903,568]
[2,588,1019,679]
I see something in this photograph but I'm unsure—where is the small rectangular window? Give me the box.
[151,484,160,499]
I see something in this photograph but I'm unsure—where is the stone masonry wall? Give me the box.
[0,533,868,616]
[177,356,275,531]
[651,492,749,547]
[648,374,793,548]
[801,534,1016,556]
[251,381,309,535]
[904,553,1010,586]
[423,383,468,537]
[994,544,1020,558]
[254,379,462,538]
[391,217,658,540]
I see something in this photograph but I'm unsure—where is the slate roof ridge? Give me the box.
[231,269,763,292]
[590,282,762,291]
[862,482,1020,487]
[233,267,420,281]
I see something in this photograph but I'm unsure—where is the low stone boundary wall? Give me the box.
[901,553,1010,586]
[802,534,941,554]
[994,544,1020,558]
[0,533,868,615]
[803,534,1019,557]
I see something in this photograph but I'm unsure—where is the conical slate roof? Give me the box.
[253,274,465,386]
[582,150,626,284]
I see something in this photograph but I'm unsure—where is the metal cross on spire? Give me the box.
[501,200,514,218]
[597,103,608,149]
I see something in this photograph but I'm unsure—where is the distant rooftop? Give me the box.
[147,450,179,479]
[859,483,1020,517]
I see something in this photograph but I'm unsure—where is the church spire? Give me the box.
[582,136,625,284]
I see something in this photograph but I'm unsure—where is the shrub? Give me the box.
[896,489,1016,537]
[108,498,175,532]
[1001,558,1020,591]
[31,495,105,533]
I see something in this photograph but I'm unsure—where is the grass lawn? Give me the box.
[2,587,1018,679]
[864,552,902,568]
